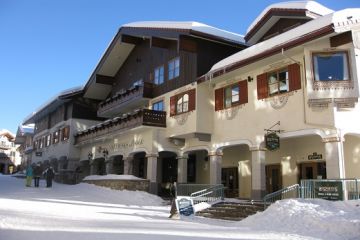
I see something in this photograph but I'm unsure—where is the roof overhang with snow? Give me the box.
[245,1,334,45]
[198,8,360,83]
[82,21,247,101]
[23,87,83,124]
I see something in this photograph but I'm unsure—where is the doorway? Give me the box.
[299,162,326,181]
[222,167,238,197]
[266,164,282,193]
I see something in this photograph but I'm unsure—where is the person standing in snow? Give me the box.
[25,165,33,187]
[43,166,55,188]
[33,164,42,187]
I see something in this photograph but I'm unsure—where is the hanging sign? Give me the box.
[265,132,280,151]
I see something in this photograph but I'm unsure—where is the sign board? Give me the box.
[265,132,280,151]
[314,181,343,201]
[175,197,194,216]
[308,152,323,160]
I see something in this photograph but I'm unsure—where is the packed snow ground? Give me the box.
[0,174,359,240]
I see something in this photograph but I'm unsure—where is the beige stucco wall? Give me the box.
[344,134,360,178]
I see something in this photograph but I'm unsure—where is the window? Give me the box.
[61,126,70,141]
[39,137,44,149]
[45,134,51,147]
[152,100,164,111]
[177,94,189,114]
[53,130,60,144]
[268,69,289,96]
[170,89,196,116]
[224,84,239,108]
[154,66,164,85]
[257,63,300,100]
[168,57,180,80]
[215,80,248,111]
[313,51,349,81]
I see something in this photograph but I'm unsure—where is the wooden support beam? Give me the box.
[120,34,143,45]
[95,74,115,85]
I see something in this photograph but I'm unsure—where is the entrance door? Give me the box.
[266,164,282,193]
[221,167,238,198]
[299,162,326,180]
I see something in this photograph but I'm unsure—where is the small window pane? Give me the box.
[224,87,232,108]
[231,85,239,103]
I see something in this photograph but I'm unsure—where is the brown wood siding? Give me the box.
[197,38,242,77]
[260,18,309,42]
[330,31,353,47]
[49,105,65,128]
[188,88,196,111]
[239,80,248,104]
[214,88,224,111]
[257,73,268,100]
[288,63,301,91]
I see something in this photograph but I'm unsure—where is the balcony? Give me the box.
[75,109,166,144]
[97,82,153,118]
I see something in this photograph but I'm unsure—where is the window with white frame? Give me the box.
[313,51,350,81]
[152,100,164,111]
[168,57,180,80]
[154,66,164,85]
[268,68,289,96]
[177,93,189,114]
[45,134,51,147]
[224,84,239,108]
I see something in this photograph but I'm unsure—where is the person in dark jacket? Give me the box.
[43,167,55,188]
[33,164,42,187]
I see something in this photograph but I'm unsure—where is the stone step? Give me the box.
[196,201,264,221]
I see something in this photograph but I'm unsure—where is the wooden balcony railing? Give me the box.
[97,82,153,118]
[75,109,166,144]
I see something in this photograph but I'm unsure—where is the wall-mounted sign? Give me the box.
[175,197,194,216]
[308,152,323,160]
[35,152,42,157]
[265,132,280,151]
[314,181,343,201]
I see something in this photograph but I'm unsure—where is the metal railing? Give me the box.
[176,184,225,205]
[263,184,300,208]
[300,179,360,200]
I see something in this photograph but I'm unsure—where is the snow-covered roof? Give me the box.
[246,1,334,35]
[123,21,245,44]
[23,86,83,124]
[209,8,360,75]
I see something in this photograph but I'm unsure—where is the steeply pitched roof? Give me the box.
[245,1,334,44]
[203,8,360,81]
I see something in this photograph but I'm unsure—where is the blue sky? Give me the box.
[0,0,358,135]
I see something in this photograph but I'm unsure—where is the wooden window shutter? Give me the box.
[214,88,224,111]
[188,88,196,111]
[257,73,268,100]
[170,95,177,116]
[239,80,248,104]
[288,63,301,91]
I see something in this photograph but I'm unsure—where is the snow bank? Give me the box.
[83,174,144,181]
[238,198,360,240]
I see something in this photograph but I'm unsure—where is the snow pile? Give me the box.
[239,198,360,240]
[83,174,144,181]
